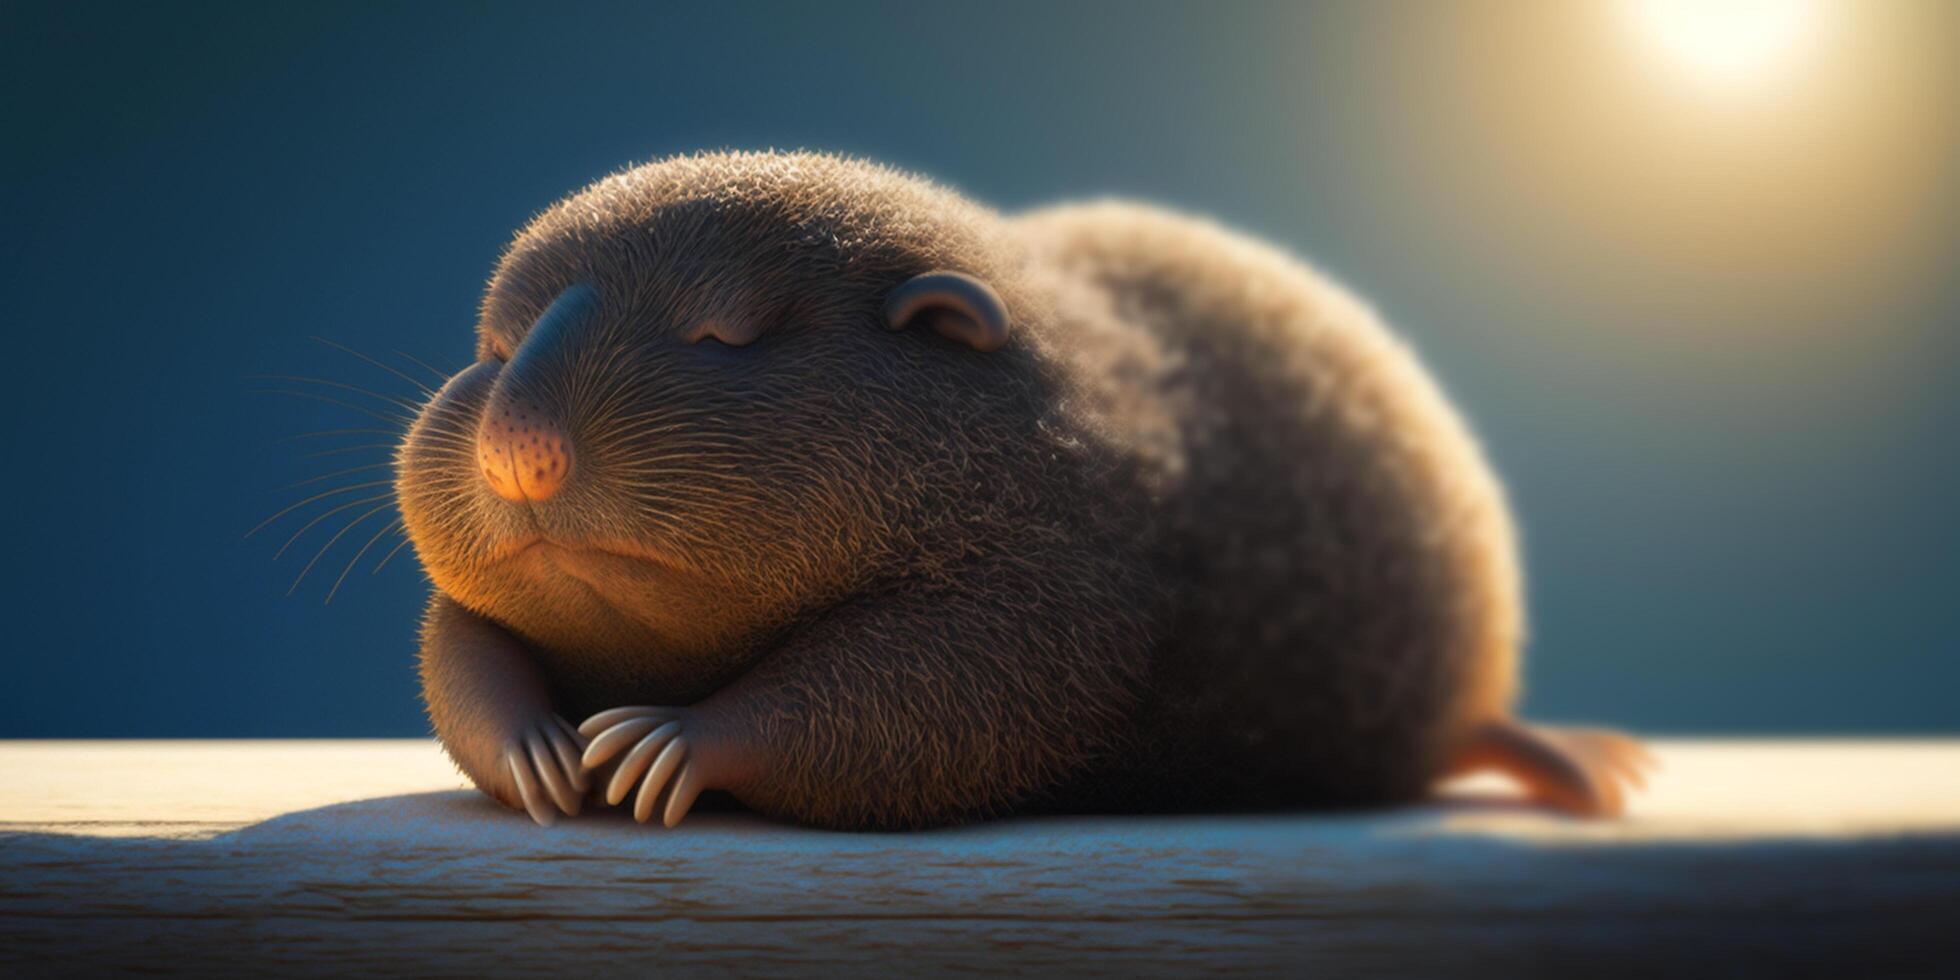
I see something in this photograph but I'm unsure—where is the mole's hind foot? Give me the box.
[501,715,591,827]
[578,706,760,828]
[1447,719,1654,817]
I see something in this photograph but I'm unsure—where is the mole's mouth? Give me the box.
[489,533,674,572]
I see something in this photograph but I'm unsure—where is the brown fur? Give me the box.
[396,151,1542,830]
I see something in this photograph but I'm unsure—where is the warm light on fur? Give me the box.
[396,151,1643,830]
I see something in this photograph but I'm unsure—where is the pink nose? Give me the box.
[478,399,572,503]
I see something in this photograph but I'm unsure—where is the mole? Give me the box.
[394,151,1648,829]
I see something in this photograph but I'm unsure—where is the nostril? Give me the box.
[477,399,573,504]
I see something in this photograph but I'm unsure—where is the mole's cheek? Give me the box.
[476,397,573,503]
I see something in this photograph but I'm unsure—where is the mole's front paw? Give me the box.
[501,715,591,827]
[578,706,757,827]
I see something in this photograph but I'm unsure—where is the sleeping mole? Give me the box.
[395,150,1648,829]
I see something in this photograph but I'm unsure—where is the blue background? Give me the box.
[4,1,1955,736]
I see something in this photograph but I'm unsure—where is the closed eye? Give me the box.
[687,320,761,347]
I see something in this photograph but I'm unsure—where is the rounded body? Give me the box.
[397,153,1533,829]
[1018,204,1521,810]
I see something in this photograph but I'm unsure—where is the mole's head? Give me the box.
[395,152,1033,688]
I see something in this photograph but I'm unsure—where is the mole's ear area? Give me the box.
[882,271,1010,353]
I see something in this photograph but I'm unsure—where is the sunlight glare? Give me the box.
[1620,0,1828,86]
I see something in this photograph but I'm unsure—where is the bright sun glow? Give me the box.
[1620,0,1829,86]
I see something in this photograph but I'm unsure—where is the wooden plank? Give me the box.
[2,740,1957,975]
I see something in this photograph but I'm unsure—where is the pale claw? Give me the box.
[605,721,684,805]
[505,747,556,827]
[581,716,663,771]
[543,720,590,793]
[579,706,732,828]
[579,706,679,738]
[527,732,581,816]
[502,715,589,826]
[663,757,709,828]
[632,737,689,824]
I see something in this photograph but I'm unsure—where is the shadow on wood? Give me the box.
[5,782,1958,976]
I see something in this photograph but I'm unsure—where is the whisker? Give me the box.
[302,442,400,460]
[289,501,395,597]
[311,336,440,397]
[326,517,403,604]
[252,388,415,428]
[410,427,478,448]
[394,349,459,385]
[372,533,415,575]
[606,460,753,475]
[248,375,422,414]
[276,461,395,492]
[245,480,395,539]
[274,427,402,444]
[275,492,394,560]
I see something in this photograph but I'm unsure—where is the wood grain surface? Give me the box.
[2,740,1956,976]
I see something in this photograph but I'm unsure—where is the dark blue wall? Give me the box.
[4,1,1955,735]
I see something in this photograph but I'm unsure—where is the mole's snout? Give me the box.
[478,399,572,503]
[475,283,596,504]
